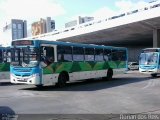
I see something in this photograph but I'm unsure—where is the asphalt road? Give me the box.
[0,71,160,119]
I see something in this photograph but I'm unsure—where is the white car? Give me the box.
[128,62,139,70]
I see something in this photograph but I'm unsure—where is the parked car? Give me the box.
[128,62,139,70]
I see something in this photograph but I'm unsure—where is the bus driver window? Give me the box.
[41,46,54,66]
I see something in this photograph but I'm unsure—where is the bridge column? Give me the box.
[153,29,160,47]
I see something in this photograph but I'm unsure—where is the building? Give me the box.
[2,19,27,46]
[31,17,55,36]
[65,16,94,28]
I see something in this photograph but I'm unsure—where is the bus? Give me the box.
[0,47,10,79]
[10,39,128,87]
[139,48,160,77]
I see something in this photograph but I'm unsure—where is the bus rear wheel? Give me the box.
[35,84,43,88]
[107,69,113,80]
[56,72,68,87]
[151,74,157,77]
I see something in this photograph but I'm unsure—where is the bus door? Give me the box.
[40,44,57,84]
[40,44,57,66]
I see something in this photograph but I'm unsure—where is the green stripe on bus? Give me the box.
[0,63,10,72]
[43,61,126,74]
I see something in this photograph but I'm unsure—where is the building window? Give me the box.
[51,21,55,29]
[18,24,22,29]
[17,30,23,39]
[13,30,17,40]
[12,23,16,29]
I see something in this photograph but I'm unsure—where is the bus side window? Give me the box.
[3,50,7,62]
[112,50,117,61]
[95,49,103,61]
[111,49,126,61]
[0,50,3,63]
[57,45,72,62]
[7,50,11,63]
[120,50,127,61]
[104,49,112,61]
[73,47,84,61]
[40,46,45,61]
[84,48,94,61]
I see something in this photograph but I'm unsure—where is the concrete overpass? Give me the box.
[29,1,160,61]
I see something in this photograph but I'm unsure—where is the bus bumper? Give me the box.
[139,68,158,74]
[10,73,41,85]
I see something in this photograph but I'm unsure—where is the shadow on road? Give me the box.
[0,82,15,86]
[20,75,151,91]
[0,106,18,119]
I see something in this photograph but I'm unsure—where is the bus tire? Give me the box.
[35,84,43,88]
[151,74,157,77]
[107,69,113,80]
[57,72,68,87]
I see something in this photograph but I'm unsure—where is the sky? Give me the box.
[0,0,152,29]
[0,0,154,45]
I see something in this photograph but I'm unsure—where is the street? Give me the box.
[0,71,160,119]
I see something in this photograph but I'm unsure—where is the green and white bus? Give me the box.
[10,39,128,87]
[0,47,10,79]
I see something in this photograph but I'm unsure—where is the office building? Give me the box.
[65,16,94,28]
[31,17,55,36]
[2,19,27,46]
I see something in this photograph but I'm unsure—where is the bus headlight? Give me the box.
[31,73,39,78]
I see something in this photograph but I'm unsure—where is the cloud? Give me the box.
[91,0,149,20]
[115,0,149,12]
[0,0,66,24]
[92,7,116,20]
[115,0,133,12]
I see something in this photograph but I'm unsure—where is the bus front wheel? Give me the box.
[107,69,113,80]
[56,72,68,87]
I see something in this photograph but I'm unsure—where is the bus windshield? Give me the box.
[139,52,158,65]
[11,47,39,67]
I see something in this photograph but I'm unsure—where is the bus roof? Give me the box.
[142,48,160,52]
[0,46,10,49]
[12,39,127,50]
[143,48,160,50]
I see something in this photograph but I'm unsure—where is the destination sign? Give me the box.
[12,40,34,46]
